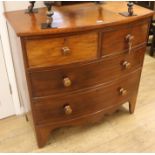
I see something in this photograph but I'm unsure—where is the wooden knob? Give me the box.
[119,88,128,96]
[126,34,134,53]
[63,77,72,87]
[61,47,71,56]
[64,105,72,115]
[122,61,131,69]
[126,34,134,42]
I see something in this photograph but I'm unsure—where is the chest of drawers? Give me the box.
[5,2,154,148]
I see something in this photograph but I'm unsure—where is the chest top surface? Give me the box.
[4,2,154,37]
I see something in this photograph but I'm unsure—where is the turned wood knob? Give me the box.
[63,77,72,87]
[119,88,128,96]
[61,47,71,56]
[126,34,134,53]
[64,105,72,115]
[122,61,131,69]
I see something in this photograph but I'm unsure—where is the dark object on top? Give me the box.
[26,1,103,29]
[133,1,155,56]
[119,2,137,17]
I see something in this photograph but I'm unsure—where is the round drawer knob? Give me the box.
[122,61,131,69]
[63,77,72,87]
[119,88,128,96]
[64,105,72,115]
[61,47,71,56]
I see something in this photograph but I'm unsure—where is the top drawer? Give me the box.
[25,32,98,68]
[101,20,149,56]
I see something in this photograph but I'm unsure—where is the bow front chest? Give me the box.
[5,2,154,148]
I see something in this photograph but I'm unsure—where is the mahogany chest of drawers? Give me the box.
[5,2,154,148]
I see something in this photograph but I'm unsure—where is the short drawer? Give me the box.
[29,46,145,98]
[25,32,98,68]
[33,70,141,125]
[101,20,149,56]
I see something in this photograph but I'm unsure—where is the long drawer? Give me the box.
[29,46,145,98]
[33,69,141,125]
[101,20,149,56]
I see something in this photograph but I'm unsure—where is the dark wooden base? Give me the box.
[41,23,58,29]
[119,12,137,17]
[35,100,136,148]
[25,8,38,14]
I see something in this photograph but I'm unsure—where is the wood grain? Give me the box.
[4,2,154,37]
[0,54,155,152]
[33,69,141,125]
[102,20,149,55]
[4,1,153,148]
[26,32,98,68]
[29,47,145,98]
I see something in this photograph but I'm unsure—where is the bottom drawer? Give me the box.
[33,69,141,125]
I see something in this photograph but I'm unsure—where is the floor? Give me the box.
[0,53,155,153]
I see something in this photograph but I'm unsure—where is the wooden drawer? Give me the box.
[25,32,98,68]
[29,46,145,98]
[101,20,149,56]
[33,70,141,124]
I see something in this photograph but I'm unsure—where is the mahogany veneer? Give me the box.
[4,2,154,148]
[101,20,149,55]
[29,47,145,98]
[33,69,141,124]
[26,32,98,68]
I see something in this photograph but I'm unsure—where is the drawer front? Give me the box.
[26,32,98,68]
[101,21,149,56]
[29,47,145,98]
[33,70,141,124]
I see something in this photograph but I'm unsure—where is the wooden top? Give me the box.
[4,2,154,37]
